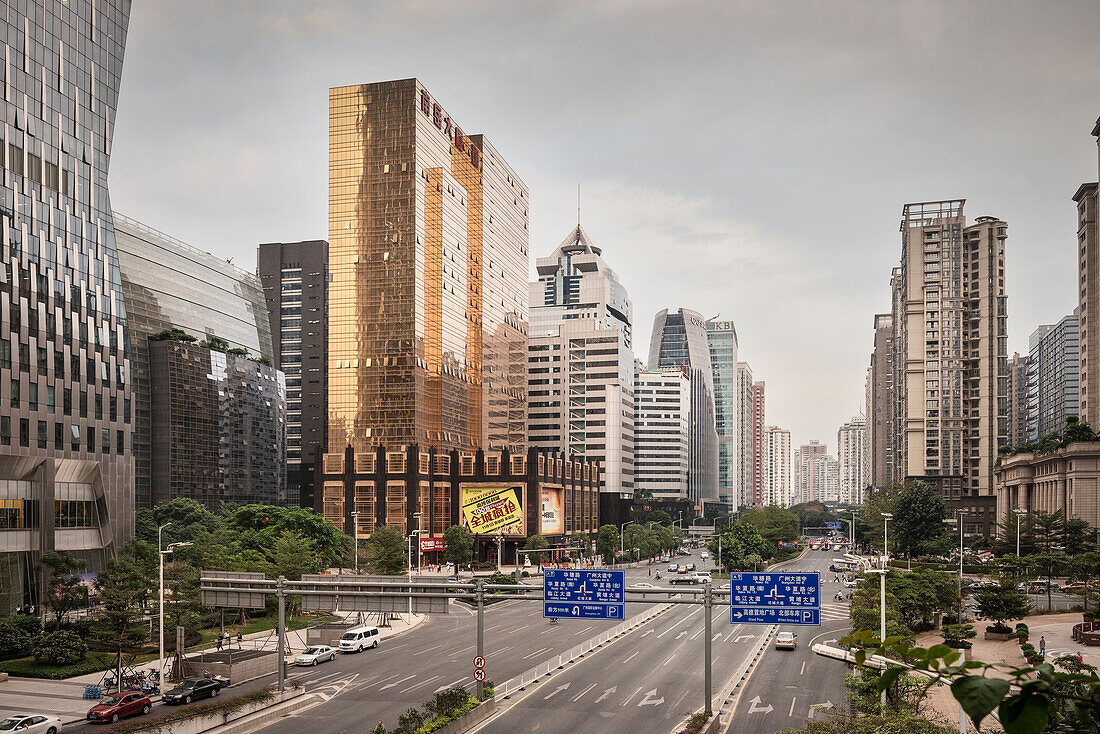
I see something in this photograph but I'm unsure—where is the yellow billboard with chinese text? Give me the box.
[460,485,525,536]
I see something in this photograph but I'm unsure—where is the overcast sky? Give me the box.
[109,0,1100,453]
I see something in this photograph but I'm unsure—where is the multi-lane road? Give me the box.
[729,549,850,733]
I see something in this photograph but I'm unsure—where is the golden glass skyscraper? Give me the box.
[327,79,529,456]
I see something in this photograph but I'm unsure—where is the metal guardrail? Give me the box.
[495,601,674,698]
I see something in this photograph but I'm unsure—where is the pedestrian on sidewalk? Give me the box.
[236,632,243,649]
[1039,636,1046,658]
[216,636,223,652]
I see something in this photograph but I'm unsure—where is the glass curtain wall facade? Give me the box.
[705,320,737,505]
[0,0,133,614]
[327,79,528,470]
[735,362,755,509]
[114,213,274,508]
[1026,315,1080,442]
[649,308,718,502]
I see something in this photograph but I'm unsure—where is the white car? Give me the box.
[775,632,797,650]
[294,645,337,666]
[0,715,63,734]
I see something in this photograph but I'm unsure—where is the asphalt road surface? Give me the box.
[247,559,674,733]
[729,550,850,733]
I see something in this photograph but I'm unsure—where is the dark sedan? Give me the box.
[162,678,223,705]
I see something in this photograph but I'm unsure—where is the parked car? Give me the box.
[87,691,152,723]
[162,678,223,705]
[1063,583,1097,594]
[775,632,797,650]
[295,645,337,666]
[668,563,679,573]
[685,563,697,572]
[0,715,64,733]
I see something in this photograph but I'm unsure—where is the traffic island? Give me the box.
[101,686,304,734]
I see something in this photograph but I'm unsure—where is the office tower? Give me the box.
[1077,121,1100,428]
[837,416,867,505]
[649,309,719,502]
[892,201,1008,518]
[258,240,329,509]
[0,1,133,614]
[751,381,766,506]
[735,362,755,508]
[115,215,287,509]
[633,364,691,498]
[528,225,634,499]
[327,79,529,462]
[705,319,738,505]
[761,426,791,507]
[1026,316,1080,442]
[794,440,828,504]
[1008,353,1029,446]
[868,313,896,491]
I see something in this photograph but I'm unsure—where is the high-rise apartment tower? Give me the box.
[705,320,738,505]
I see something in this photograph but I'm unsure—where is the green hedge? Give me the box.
[415,698,480,733]
[0,651,115,679]
[105,688,275,733]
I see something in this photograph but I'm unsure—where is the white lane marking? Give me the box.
[371,672,403,686]
[673,690,690,711]
[575,625,595,636]
[689,627,703,641]
[623,650,640,664]
[621,685,643,707]
[412,643,446,656]
[522,646,552,660]
[379,674,416,690]
[400,674,442,693]
[724,624,744,642]
[800,661,806,675]
[662,653,676,666]
[789,697,797,717]
[435,676,468,693]
[657,609,699,639]
[492,645,514,656]
[571,682,598,702]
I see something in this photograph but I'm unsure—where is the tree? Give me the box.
[1064,518,1095,555]
[523,534,549,565]
[711,521,771,570]
[568,532,590,560]
[91,557,150,687]
[1026,551,1069,612]
[1031,510,1067,553]
[272,531,320,581]
[443,525,474,568]
[149,327,196,343]
[365,526,408,575]
[888,567,957,631]
[739,505,799,554]
[595,524,620,565]
[974,581,1031,631]
[892,482,947,557]
[163,560,201,639]
[1069,552,1100,611]
[855,484,900,553]
[201,335,231,352]
[38,550,87,630]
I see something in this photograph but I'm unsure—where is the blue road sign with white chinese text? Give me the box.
[826,521,842,530]
[728,572,820,626]
[543,569,625,620]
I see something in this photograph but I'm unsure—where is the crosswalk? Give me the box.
[819,602,850,623]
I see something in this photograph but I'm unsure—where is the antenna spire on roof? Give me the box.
[577,183,581,226]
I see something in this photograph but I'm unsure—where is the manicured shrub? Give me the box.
[32,630,87,665]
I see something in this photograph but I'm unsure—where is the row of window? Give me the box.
[0,416,125,453]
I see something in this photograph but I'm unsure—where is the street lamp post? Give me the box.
[949,510,967,622]
[159,538,192,679]
[1013,508,1027,557]
[350,511,360,574]
[620,521,634,564]
[408,516,423,617]
[880,512,893,707]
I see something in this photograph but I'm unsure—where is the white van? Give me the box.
[338,626,380,653]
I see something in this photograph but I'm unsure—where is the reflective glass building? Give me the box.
[114,214,286,509]
[649,309,719,502]
[0,0,133,614]
[327,79,529,466]
[705,319,737,504]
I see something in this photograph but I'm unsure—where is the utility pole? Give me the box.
[880,512,893,707]
[475,580,485,700]
[703,582,713,715]
[276,575,286,692]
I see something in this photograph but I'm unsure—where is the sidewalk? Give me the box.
[0,611,426,725]
[915,611,1099,732]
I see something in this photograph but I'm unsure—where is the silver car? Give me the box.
[294,645,337,666]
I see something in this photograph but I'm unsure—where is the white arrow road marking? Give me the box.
[544,682,570,700]
[621,685,643,706]
[638,689,664,707]
[747,696,773,714]
[379,674,416,690]
[400,674,441,694]
[639,629,654,638]
[808,701,834,719]
[712,633,722,641]
[675,630,688,639]
[435,676,467,693]
[734,634,755,643]
[571,683,598,702]
[312,674,360,702]
[595,686,616,703]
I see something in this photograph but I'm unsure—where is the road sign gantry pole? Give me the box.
[703,581,712,715]
[276,575,286,693]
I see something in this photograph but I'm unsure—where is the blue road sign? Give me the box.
[826,521,842,530]
[543,569,625,620]
[728,572,820,626]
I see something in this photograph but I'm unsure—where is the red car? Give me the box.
[87,691,152,724]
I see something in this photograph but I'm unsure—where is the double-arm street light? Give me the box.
[350,511,360,574]
[1013,508,1027,557]
[878,512,893,706]
[158,525,193,677]
[408,512,424,617]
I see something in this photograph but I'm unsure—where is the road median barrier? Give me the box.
[102,685,305,734]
